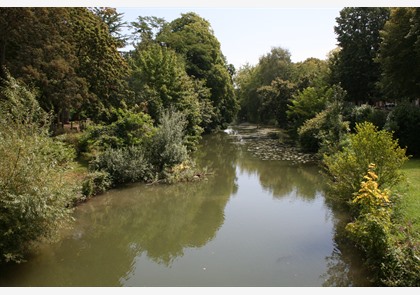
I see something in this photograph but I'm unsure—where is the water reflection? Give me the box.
[237,156,324,200]
[0,129,368,286]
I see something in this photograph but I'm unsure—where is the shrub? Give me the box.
[81,171,112,199]
[297,110,328,152]
[345,164,420,286]
[0,75,75,263]
[345,164,393,258]
[287,86,330,138]
[385,102,420,156]
[297,85,349,154]
[349,104,388,130]
[91,145,153,186]
[323,122,408,203]
[55,132,84,157]
[79,108,156,158]
[148,109,189,170]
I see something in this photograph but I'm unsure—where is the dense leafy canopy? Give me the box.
[128,43,203,147]
[332,7,390,103]
[378,8,420,101]
[0,7,130,125]
[156,12,239,131]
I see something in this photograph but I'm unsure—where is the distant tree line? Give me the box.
[235,7,420,156]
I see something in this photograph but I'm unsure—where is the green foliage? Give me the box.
[81,170,111,198]
[91,145,153,186]
[128,43,203,146]
[385,102,420,157]
[157,12,239,130]
[234,47,296,125]
[323,122,408,203]
[378,8,420,101]
[298,110,329,153]
[130,15,167,45]
[345,164,420,286]
[0,75,75,263]
[0,8,90,124]
[79,108,156,157]
[234,63,261,123]
[292,57,330,91]
[345,164,393,265]
[82,108,196,187]
[380,224,420,286]
[92,7,127,47]
[256,78,296,127]
[333,7,390,102]
[69,7,130,122]
[287,86,331,138]
[349,104,388,130]
[257,47,294,85]
[297,85,349,154]
[0,7,130,125]
[148,109,189,171]
[55,132,84,157]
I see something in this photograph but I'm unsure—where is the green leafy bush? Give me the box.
[349,104,388,130]
[385,102,420,156]
[287,86,330,138]
[81,171,112,199]
[323,122,408,203]
[91,145,153,186]
[79,108,156,158]
[297,86,349,154]
[345,164,393,258]
[0,75,75,263]
[297,110,328,153]
[148,109,189,170]
[345,164,420,286]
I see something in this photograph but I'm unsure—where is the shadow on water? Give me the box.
[0,127,372,286]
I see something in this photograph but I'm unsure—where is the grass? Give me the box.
[396,158,420,234]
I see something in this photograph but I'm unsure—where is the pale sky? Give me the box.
[117,7,344,69]
[5,0,412,70]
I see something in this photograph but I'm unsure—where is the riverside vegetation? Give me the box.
[1,7,420,286]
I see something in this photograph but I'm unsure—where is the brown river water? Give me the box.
[0,125,370,287]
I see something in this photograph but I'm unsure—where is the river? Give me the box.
[0,125,370,287]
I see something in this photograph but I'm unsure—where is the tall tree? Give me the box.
[157,12,238,131]
[378,7,420,101]
[0,8,91,124]
[0,8,32,81]
[333,7,390,103]
[130,16,167,46]
[128,43,203,147]
[292,57,330,91]
[234,46,296,125]
[69,8,130,122]
[234,63,261,123]
[258,47,294,85]
[91,7,128,48]
[0,7,130,124]
[256,78,296,127]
